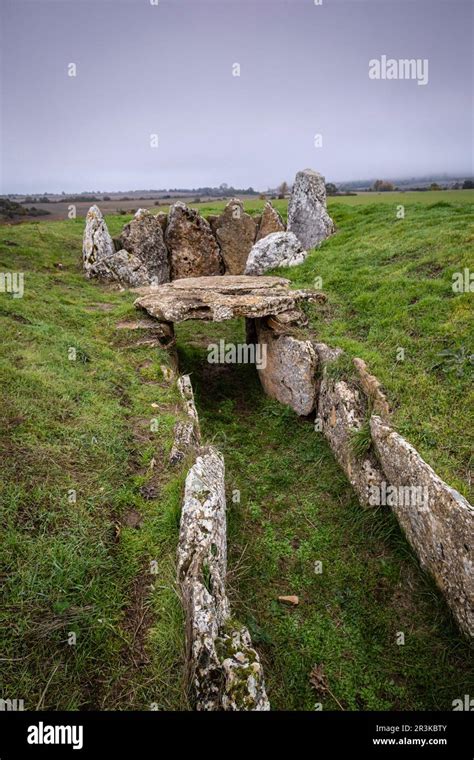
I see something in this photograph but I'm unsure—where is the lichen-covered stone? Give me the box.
[255,321,318,416]
[219,627,270,711]
[83,205,115,275]
[169,421,196,465]
[120,208,169,284]
[256,201,285,241]
[287,169,335,249]
[177,374,201,438]
[315,344,385,506]
[177,446,269,710]
[89,249,150,288]
[170,374,201,464]
[165,202,223,279]
[134,274,325,323]
[370,415,474,637]
[245,231,307,276]
[353,357,391,419]
[155,211,168,234]
[214,199,257,274]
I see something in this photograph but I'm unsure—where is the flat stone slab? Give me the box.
[134,275,325,323]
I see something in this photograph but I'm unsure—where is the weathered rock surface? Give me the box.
[115,317,175,349]
[245,231,307,276]
[135,275,325,323]
[370,415,474,637]
[287,169,335,249]
[219,627,269,711]
[353,357,391,419]
[170,375,201,465]
[255,321,318,416]
[214,199,257,274]
[120,209,170,284]
[165,202,223,279]
[256,201,285,241]
[177,447,269,710]
[155,211,168,234]
[315,344,385,506]
[83,205,115,275]
[89,249,150,288]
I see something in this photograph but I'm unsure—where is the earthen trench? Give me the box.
[171,317,473,711]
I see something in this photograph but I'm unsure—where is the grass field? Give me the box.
[0,191,472,710]
[0,221,189,709]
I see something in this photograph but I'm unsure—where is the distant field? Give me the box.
[4,189,474,223]
[131,190,474,216]
[328,190,474,205]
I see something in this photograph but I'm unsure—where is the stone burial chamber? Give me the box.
[134,274,327,416]
[139,276,473,639]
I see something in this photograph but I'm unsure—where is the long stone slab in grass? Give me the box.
[370,415,474,638]
[134,274,326,323]
[177,446,270,710]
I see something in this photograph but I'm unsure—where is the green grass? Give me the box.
[0,220,188,710]
[177,320,473,710]
[281,199,473,502]
[0,192,472,711]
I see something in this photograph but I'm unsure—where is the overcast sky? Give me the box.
[0,0,472,193]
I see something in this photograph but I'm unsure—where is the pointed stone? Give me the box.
[83,205,115,276]
[165,202,223,279]
[214,198,257,274]
[120,209,170,284]
[256,201,285,241]
[287,169,335,249]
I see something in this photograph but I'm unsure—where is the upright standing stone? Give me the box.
[83,205,115,276]
[256,201,285,241]
[255,321,318,416]
[120,209,170,284]
[287,169,335,249]
[165,202,223,280]
[214,199,257,275]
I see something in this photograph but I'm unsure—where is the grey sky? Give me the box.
[1,0,472,193]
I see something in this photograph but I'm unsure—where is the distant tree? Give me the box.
[430,183,441,191]
[462,179,474,189]
[278,181,289,199]
[373,179,394,192]
[259,193,266,200]
[325,182,338,196]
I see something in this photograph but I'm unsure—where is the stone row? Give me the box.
[254,331,473,638]
[174,375,270,711]
[82,168,335,287]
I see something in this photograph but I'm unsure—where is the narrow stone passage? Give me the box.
[176,318,472,711]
